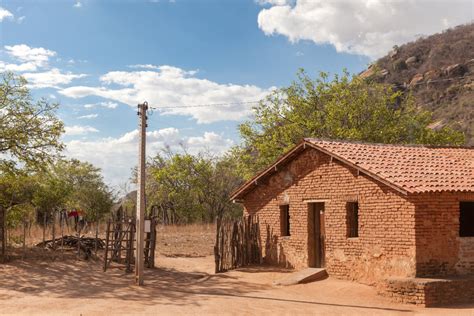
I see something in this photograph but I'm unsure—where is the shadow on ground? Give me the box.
[1,249,471,313]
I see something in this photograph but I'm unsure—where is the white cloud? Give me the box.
[1,44,57,72]
[0,7,13,21]
[257,0,474,58]
[5,44,56,67]
[59,65,272,123]
[256,0,290,5]
[65,125,99,136]
[187,132,234,151]
[83,101,119,109]
[0,60,38,72]
[23,68,87,89]
[16,16,25,23]
[73,1,83,8]
[77,113,98,119]
[64,128,234,186]
[128,64,159,70]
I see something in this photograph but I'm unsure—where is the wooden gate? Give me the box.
[214,215,262,273]
[103,217,157,272]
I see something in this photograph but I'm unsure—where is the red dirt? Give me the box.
[1,225,473,315]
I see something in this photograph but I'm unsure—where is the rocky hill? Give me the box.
[360,23,474,145]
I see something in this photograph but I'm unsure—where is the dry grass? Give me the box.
[5,222,216,260]
[8,222,103,247]
[157,223,215,258]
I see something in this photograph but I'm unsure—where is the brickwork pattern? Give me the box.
[243,148,417,283]
[381,277,474,306]
[243,147,474,282]
[411,192,474,277]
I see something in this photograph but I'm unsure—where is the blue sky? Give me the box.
[1,0,472,188]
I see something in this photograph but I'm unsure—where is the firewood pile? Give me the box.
[36,235,105,256]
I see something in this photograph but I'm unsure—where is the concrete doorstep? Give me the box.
[274,268,328,286]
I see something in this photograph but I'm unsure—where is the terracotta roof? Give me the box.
[306,139,474,194]
[231,139,474,200]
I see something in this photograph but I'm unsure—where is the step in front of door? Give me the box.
[273,268,328,286]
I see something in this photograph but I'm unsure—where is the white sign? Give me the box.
[144,219,151,233]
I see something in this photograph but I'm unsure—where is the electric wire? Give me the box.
[148,100,262,110]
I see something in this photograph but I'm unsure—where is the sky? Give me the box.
[1,0,473,189]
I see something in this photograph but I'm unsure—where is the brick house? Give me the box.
[230,139,474,306]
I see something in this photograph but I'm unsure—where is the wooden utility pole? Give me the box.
[135,101,148,286]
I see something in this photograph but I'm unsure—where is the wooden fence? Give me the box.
[0,206,5,262]
[214,215,262,273]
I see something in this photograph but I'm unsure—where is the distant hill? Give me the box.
[360,23,474,145]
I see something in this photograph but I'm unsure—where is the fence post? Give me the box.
[52,211,56,251]
[103,219,110,272]
[0,206,5,262]
[95,220,99,255]
[22,219,26,260]
[42,212,46,246]
[214,217,220,273]
[61,214,64,259]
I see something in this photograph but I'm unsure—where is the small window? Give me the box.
[347,202,359,238]
[280,205,290,236]
[460,202,474,237]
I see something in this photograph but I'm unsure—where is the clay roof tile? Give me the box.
[305,138,474,194]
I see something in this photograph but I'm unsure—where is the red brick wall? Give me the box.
[412,192,474,277]
[242,148,417,283]
[381,276,474,306]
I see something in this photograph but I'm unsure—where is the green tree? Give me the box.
[235,69,465,177]
[31,159,114,224]
[0,72,64,172]
[57,159,114,222]
[146,150,242,224]
[0,170,37,229]
[32,166,71,222]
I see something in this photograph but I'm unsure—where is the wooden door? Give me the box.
[308,203,325,268]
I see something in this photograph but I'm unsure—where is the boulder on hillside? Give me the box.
[359,67,374,79]
[465,59,474,73]
[359,65,389,80]
[379,69,389,77]
[443,63,467,77]
[389,46,399,59]
[424,69,441,80]
[405,56,418,66]
[409,73,424,87]
[393,58,407,71]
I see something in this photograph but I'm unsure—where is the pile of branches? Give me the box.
[36,235,105,258]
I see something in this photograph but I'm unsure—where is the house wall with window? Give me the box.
[412,192,474,277]
[242,148,418,283]
[234,139,474,306]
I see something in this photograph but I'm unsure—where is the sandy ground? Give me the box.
[1,225,474,315]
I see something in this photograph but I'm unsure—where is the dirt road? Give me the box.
[1,253,473,315]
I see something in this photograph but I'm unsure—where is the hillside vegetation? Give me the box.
[361,23,474,144]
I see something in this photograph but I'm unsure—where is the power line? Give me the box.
[147,74,469,109]
[148,100,261,110]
